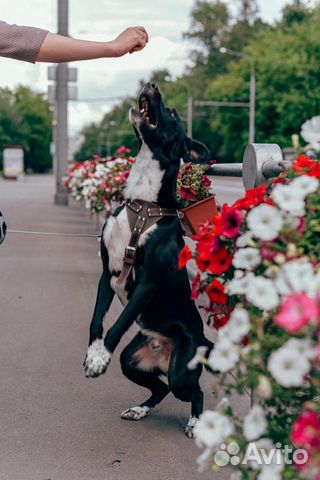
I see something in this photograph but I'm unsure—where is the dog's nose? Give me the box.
[147,82,158,91]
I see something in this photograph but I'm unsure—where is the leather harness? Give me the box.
[116,199,178,285]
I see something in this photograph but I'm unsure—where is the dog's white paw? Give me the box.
[185,416,198,439]
[121,406,150,421]
[84,339,111,378]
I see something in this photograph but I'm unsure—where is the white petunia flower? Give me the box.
[301,115,320,151]
[247,204,283,241]
[281,259,315,294]
[256,375,273,400]
[218,307,251,344]
[285,338,317,361]
[267,340,311,387]
[208,338,239,373]
[291,175,319,197]
[227,271,254,296]
[282,212,300,229]
[246,276,279,311]
[271,184,305,216]
[307,270,320,298]
[194,410,234,449]
[243,405,268,441]
[236,231,254,248]
[232,247,261,270]
[188,346,208,370]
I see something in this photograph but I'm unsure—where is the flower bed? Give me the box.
[64,149,135,217]
[64,150,213,217]
[180,155,320,479]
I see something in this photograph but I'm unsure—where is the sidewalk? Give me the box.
[0,175,248,480]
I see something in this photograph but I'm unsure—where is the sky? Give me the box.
[0,0,292,136]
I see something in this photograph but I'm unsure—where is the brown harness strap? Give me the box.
[116,199,177,285]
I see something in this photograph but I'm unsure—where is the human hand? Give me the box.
[110,26,149,57]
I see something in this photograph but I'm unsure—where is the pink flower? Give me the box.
[202,175,211,188]
[121,171,130,182]
[298,217,307,235]
[261,246,277,262]
[180,185,197,202]
[292,411,320,449]
[275,293,319,334]
[220,205,243,239]
[118,146,132,155]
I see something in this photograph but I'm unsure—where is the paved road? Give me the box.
[0,175,247,480]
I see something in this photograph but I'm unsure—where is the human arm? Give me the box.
[0,20,148,64]
[36,26,149,62]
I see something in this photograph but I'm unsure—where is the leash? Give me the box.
[7,229,100,238]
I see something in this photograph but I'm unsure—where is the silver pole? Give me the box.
[54,0,69,205]
[249,61,256,144]
[187,95,193,138]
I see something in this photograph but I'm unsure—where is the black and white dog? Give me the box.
[84,83,213,438]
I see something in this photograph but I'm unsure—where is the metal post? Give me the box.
[249,62,256,144]
[54,0,69,205]
[187,95,193,138]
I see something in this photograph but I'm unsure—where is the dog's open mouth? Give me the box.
[139,95,157,128]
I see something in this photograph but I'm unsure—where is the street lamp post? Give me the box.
[54,0,69,205]
[219,47,256,144]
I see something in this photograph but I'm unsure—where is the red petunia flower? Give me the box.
[208,247,233,275]
[233,185,267,211]
[180,185,197,202]
[220,205,243,239]
[270,176,287,185]
[206,279,227,305]
[293,155,320,178]
[196,250,212,272]
[191,273,201,300]
[179,245,193,270]
[202,175,211,188]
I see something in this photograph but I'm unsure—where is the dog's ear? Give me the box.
[183,137,211,164]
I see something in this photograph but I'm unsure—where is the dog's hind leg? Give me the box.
[119,333,169,420]
[168,329,204,438]
[84,240,115,378]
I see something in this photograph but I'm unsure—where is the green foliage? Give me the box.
[0,86,52,172]
[205,7,320,161]
[76,0,319,165]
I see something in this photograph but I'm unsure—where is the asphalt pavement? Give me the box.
[0,175,248,480]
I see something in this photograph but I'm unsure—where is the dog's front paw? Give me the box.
[121,406,150,421]
[185,416,198,439]
[84,339,111,378]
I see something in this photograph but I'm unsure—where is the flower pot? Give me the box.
[179,194,219,237]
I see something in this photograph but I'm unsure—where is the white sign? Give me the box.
[3,147,24,178]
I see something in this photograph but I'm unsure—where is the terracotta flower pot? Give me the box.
[179,194,219,237]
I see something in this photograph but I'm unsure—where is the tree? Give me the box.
[205,8,320,162]
[0,86,52,172]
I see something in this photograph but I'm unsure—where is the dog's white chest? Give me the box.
[125,143,164,202]
[103,207,156,274]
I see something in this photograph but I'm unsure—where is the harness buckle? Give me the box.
[124,246,136,265]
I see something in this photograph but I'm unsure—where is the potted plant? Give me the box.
[177,163,219,236]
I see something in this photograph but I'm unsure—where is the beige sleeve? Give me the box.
[0,20,48,63]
